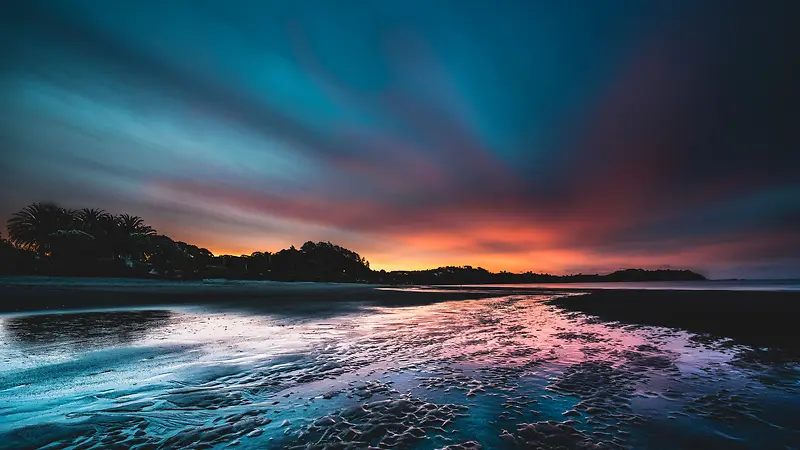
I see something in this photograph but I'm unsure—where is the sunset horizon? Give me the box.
[1,2,799,448]
[2,1,798,281]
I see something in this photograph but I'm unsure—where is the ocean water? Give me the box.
[0,293,798,449]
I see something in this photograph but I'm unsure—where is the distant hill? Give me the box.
[377,266,706,285]
[601,268,706,282]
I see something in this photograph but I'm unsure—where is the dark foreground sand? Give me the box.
[548,289,800,352]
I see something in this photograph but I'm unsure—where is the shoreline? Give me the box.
[3,277,799,353]
[0,279,539,314]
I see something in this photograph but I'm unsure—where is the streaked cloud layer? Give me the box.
[2,1,798,278]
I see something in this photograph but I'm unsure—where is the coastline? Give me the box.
[0,278,529,313]
[3,276,799,353]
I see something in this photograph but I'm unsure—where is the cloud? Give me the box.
[1,0,798,278]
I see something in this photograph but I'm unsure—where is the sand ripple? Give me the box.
[0,294,798,448]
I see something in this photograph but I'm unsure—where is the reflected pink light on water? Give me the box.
[2,292,790,449]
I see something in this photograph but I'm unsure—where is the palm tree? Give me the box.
[6,203,77,256]
[116,214,156,237]
[112,214,157,264]
[76,208,115,258]
[77,209,112,232]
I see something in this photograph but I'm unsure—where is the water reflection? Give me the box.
[3,310,173,349]
[0,296,797,449]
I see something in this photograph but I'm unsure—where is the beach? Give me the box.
[0,277,531,313]
[3,278,800,352]
[1,278,798,449]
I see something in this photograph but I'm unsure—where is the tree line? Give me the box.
[0,202,706,283]
[0,202,372,281]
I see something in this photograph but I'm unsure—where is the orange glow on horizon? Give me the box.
[186,235,707,276]
[152,210,762,276]
[147,192,792,277]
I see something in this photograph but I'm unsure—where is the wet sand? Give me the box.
[3,279,799,354]
[0,279,527,313]
[1,279,799,449]
[548,290,800,352]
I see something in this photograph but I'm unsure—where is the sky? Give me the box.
[1,1,798,279]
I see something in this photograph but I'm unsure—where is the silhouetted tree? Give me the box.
[294,241,372,282]
[2,203,707,283]
[76,208,115,258]
[171,241,214,277]
[49,229,95,259]
[77,208,112,232]
[248,251,272,277]
[270,246,301,280]
[6,203,77,258]
[218,254,249,278]
[0,231,35,274]
[112,214,156,263]
[143,235,188,277]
